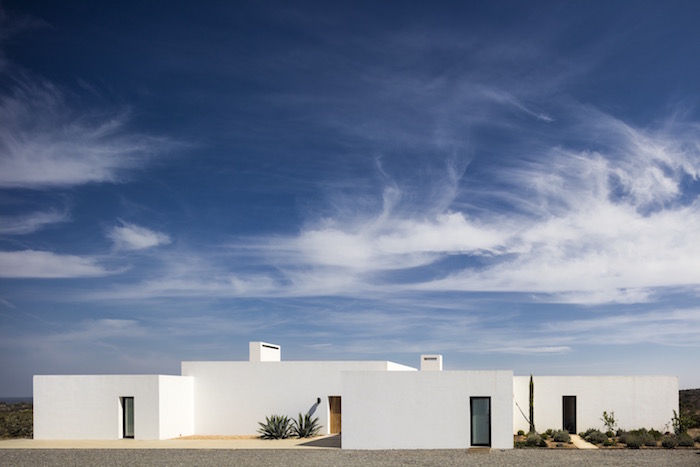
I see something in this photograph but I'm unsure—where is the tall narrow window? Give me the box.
[122,397,134,439]
[470,396,491,447]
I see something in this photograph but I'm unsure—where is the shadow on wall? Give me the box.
[308,399,320,416]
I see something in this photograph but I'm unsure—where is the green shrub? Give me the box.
[584,429,607,445]
[642,434,657,446]
[601,411,617,433]
[258,415,293,439]
[672,410,691,435]
[603,438,616,447]
[540,432,548,440]
[648,428,662,440]
[526,433,546,447]
[605,430,614,437]
[625,435,643,449]
[291,413,320,438]
[545,428,553,436]
[517,429,525,436]
[677,433,694,447]
[552,430,570,443]
[661,435,678,449]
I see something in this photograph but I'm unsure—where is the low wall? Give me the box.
[513,375,679,434]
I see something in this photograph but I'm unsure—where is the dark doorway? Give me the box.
[563,396,576,434]
[470,397,491,447]
[122,397,134,438]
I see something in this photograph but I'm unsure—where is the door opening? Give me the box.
[122,397,134,439]
[328,396,341,433]
[470,396,491,447]
[563,396,576,434]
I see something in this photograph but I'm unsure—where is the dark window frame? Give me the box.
[470,396,491,447]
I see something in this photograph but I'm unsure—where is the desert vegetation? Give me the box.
[257,412,321,439]
[0,402,32,438]
[516,399,700,449]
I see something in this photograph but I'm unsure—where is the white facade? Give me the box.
[33,375,193,440]
[33,342,679,449]
[181,360,414,435]
[343,370,513,449]
[513,376,679,434]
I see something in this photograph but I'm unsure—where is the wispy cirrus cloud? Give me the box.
[0,209,69,235]
[0,79,174,189]
[0,250,114,278]
[107,221,171,251]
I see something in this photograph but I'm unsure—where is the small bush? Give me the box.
[517,429,525,436]
[677,433,694,447]
[642,434,657,447]
[584,429,607,445]
[661,435,678,449]
[545,428,553,436]
[540,432,548,440]
[526,433,546,447]
[601,411,617,433]
[552,430,570,443]
[605,430,614,437]
[648,428,662,440]
[603,438,616,447]
[291,413,320,438]
[625,435,643,449]
[672,410,691,435]
[258,415,293,439]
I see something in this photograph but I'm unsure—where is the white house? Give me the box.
[33,341,679,449]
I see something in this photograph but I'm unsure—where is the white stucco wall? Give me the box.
[342,371,514,450]
[157,375,195,439]
[513,376,679,434]
[33,375,193,440]
[181,360,415,435]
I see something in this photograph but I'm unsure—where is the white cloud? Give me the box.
[0,79,173,189]
[0,250,112,278]
[108,221,171,251]
[0,210,69,235]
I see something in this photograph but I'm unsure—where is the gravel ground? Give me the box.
[1,449,699,467]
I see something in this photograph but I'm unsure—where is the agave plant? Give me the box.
[258,414,293,439]
[292,412,321,438]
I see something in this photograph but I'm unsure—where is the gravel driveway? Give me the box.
[1,449,699,466]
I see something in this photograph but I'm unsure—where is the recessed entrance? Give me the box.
[329,396,341,433]
[563,395,576,434]
[470,396,491,447]
[121,397,134,438]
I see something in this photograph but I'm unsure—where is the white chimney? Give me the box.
[249,341,281,362]
[420,354,443,371]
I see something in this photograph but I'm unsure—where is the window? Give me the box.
[470,396,491,447]
[122,397,134,438]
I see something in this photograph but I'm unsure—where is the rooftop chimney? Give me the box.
[249,341,281,362]
[420,354,443,371]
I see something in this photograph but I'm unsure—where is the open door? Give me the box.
[470,397,491,447]
[563,396,576,434]
[329,396,341,433]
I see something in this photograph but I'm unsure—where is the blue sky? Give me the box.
[1,1,700,396]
